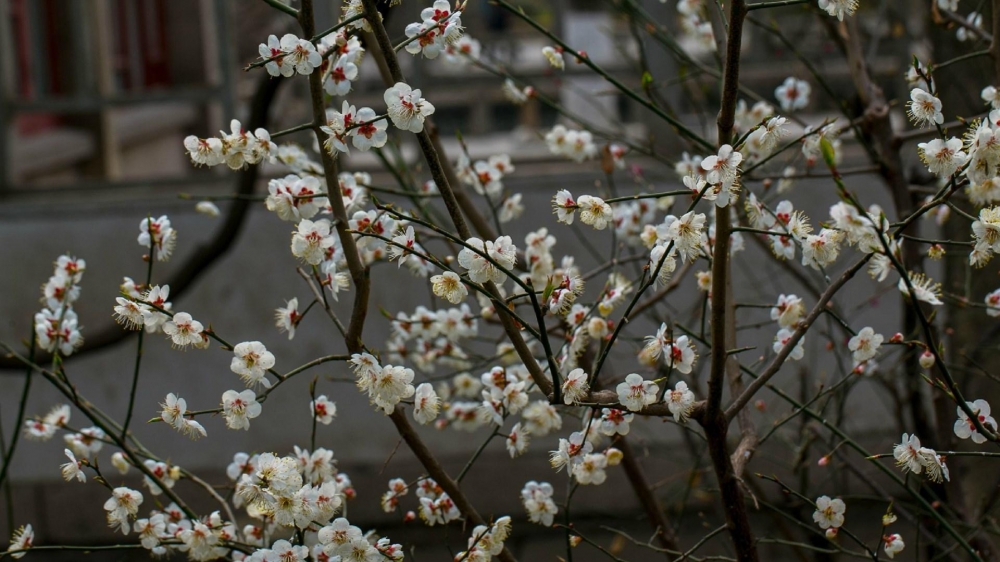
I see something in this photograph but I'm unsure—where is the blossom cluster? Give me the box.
[34,255,85,356]
[183,120,275,170]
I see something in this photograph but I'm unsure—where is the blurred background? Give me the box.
[1,0,997,560]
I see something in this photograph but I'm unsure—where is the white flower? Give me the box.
[549,431,592,472]
[572,453,607,485]
[351,107,389,151]
[986,288,1000,317]
[893,433,950,482]
[542,46,564,69]
[775,77,810,112]
[817,0,858,21]
[667,381,695,423]
[918,137,967,177]
[266,174,328,222]
[848,327,883,364]
[983,85,1000,109]
[773,328,805,360]
[521,481,557,526]
[277,33,322,75]
[616,373,658,412]
[63,427,105,458]
[222,389,262,430]
[430,271,468,304]
[552,189,577,224]
[311,395,337,425]
[659,211,707,261]
[111,452,130,474]
[384,82,436,133]
[577,195,612,230]
[60,448,86,483]
[801,229,842,270]
[908,88,944,127]
[291,219,335,265]
[183,136,223,166]
[499,193,524,223]
[561,368,590,405]
[812,496,845,529]
[954,399,997,444]
[160,393,187,430]
[507,422,530,457]
[104,487,144,534]
[884,533,905,559]
[502,78,532,104]
[368,365,416,414]
[320,101,358,155]
[599,408,633,436]
[162,312,203,348]
[898,271,943,306]
[8,525,33,559]
[771,294,804,328]
[413,383,440,424]
[275,298,300,340]
[957,11,983,42]
[138,215,177,262]
[325,54,360,96]
[113,297,148,330]
[231,341,276,389]
[701,144,742,190]
[457,236,516,285]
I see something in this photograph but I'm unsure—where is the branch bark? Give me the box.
[701,1,758,560]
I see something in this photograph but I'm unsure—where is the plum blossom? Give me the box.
[818,0,858,20]
[667,381,696,423]
[221,389,262,430]
[848,327,883,364]
[231,341,276,388]
[561,368,590,405]
[773,328,805,361]
[521,481,557,526]
[311,395,337,425]
[8,525,33,559]
[908,88,944,127]
[616,373,658,412]
[384,82,435,133]
[812,496,845,529]
[954,399,997,444]
[413,383,441,424]
[162,312,204,348]
[775,77,810,112]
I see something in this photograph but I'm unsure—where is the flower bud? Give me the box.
[569,535,582,547]
[817,455,830,467]
[196,201,220,217]
[919,350,935,369]
[825,527,838,539]
[605,448,623,466]
[111,452,130,475]
[754,400,766,412]
[889,332,904,343]
[882,513,897,526]
[404,511,417,522]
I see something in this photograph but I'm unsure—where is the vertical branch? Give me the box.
[121,250,154,440]
[0,333,35,497]
[299,0,370,354]
[703,1,758,560]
